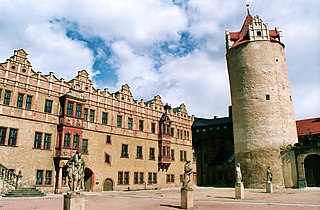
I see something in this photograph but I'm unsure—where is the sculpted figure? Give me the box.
[235,163,242,183]
[267,166,273,183]
[182,160,192,188]
[66,150,85,191]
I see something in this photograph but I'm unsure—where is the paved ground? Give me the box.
[0,186,319,210]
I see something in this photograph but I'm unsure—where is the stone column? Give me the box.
[63,192,85,210]
[181,187,193,209]
[58,167,63,189]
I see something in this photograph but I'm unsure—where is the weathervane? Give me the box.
[246,0,252,14]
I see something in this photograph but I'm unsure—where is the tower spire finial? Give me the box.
[246,1,251,15]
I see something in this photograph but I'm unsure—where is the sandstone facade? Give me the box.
[0,49,195,194]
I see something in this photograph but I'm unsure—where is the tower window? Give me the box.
[266,94,270,100]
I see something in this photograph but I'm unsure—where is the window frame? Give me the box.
[3,90,11,106]
[16,93,24,108]
[44,99,53,113]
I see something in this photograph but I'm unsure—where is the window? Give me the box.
[149,148,155,160]
[44,134,51,150]
[166,174,175,183]
[67,102,73,115]
[8,128,17,146]
[117,115,122,128]
[184,151,187,161]
[266,94,270,100]
[121,144,128,158]
[136,146,143,159]
[0,127,7,145]
[105,153,111,164]
[118,172,123,185]
[128,117,133,129]
[171,128,174,137]
[106,135,111,144]
[25,95,32,110]
[117,172,129,185]
[184,131,186,140]
[73,134,79,148]
[84,108,88,121]
[186,131,189,140]
[4,90,11,106]
[171,149,175,161]
[124,172,129,185]
[153,173,157,184]
[75,104,82,117]
[180,150,186,161]
[257,31,262,36]
[44,99,53,113]
[148,173,152,184]
[17,93,24,108]
[134,172,139,184]
[139,120,144,131]
[151,123,156,134]
[36,170,44,185]
[82,139,88,154]
[89,110,95,122]
[102,112,108,125]
[139,172,144,184]
[34,132,42,149]
[64,133,71,147]
[45,171,52,185]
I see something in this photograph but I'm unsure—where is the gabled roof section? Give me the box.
[296,117,320,136]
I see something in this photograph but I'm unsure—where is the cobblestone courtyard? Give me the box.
[1,187,319,210]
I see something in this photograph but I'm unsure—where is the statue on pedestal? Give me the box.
[66,150,85,192]
[267,166,273,183]
[235,163,242,183]
[182,160,192,189]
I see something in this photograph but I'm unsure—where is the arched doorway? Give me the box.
[103,179,113,191]
[84,168,94,192]
[304,154,320,187]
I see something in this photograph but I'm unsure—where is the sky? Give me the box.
[0,0,319,119]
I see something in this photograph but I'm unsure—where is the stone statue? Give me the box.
[267,166,273,183]
[182,160,192,188]
[66,150,85,192]
[235,163,242,183]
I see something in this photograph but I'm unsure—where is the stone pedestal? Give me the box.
[63,192,85,210]
[266,182,273,193]
[235,182,244,199]
[181,187,193,209]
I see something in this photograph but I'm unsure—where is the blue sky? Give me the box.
[0,0,319,119]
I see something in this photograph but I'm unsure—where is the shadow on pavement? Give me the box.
[160,204,181,209]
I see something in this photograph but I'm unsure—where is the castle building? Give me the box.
[225,13,298,188]
[0,49,196,194]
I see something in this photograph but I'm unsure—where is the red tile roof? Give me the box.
[296,118,320,136]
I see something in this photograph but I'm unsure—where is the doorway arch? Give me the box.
[304,154,320,187]
[84,168,94,192]
[103,179,114,191]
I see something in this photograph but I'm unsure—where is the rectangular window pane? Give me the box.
[76,104,82,117]
[106,135,111,144]
[134,172,138,184]
[17,93,24,108]
[8,128,18,146]
[67,102,73,115]
[82,139,88,154]
[139,120,144,131]
[36,170,44,185]
[102,112,108,125]
[44,133,51,150]
[128,117,133,129]
[149,148,155,160]
[84,108,88,121]
[73,135,79,148]
[105,154,110,163]
[64,133,71,147]
[171,149,175,161]
[124,172,129,185]
[25,95,32,110]
[121,144,128,158]
[44,99,53,113]
[184,151,187,161]
[89,110,95,122]
[34,132,42,149]
[137,146,143,159]
[45,171,52,185]
[148,173,152,184]
[139,172,144,184]
[151,123,155,134]
[4,91,11,105]
[117,115,122,128]
[0,127,7,145]
[118,172,123,185]
[153,173,157,184]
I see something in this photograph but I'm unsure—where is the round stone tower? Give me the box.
[225,13,298,188]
